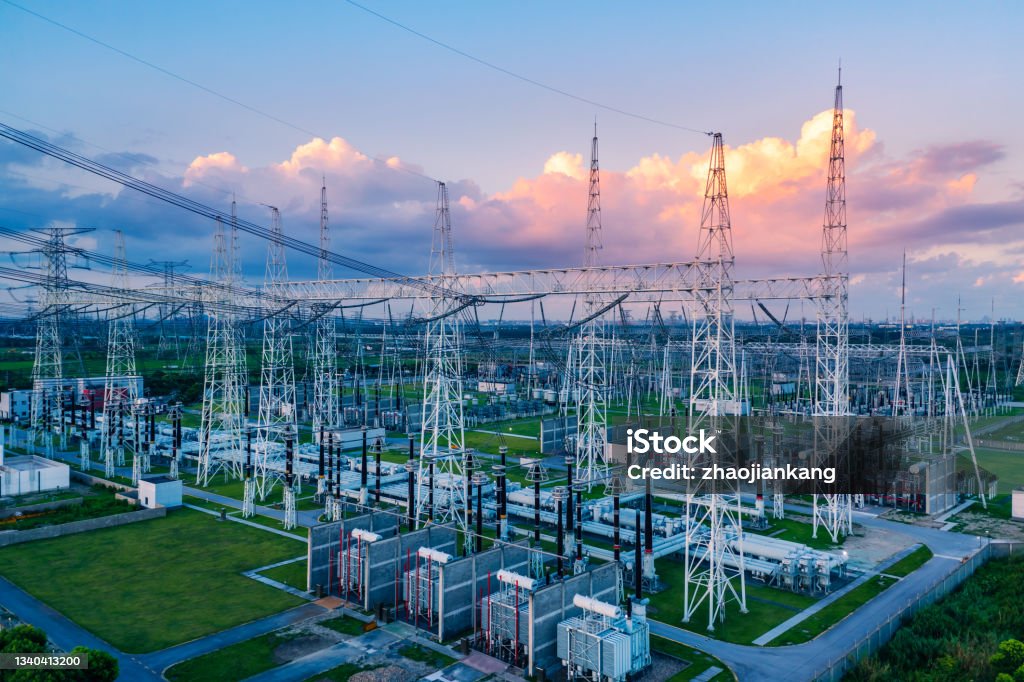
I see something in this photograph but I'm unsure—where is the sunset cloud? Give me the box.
[2,108,1020,319]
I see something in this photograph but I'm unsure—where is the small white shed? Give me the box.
[137,476,182,509]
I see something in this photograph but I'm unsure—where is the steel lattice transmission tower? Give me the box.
[197,207,247,489]
[812,70,853,542]
[683,133,748,631]
[101,231,138,477]
[30,227,90,447]
[254,206,298,513]
[575,122,609,489]
[311,179,339,474]
[151,259,189,360]
[416,182,470,553]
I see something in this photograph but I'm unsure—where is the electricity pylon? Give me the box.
[683,133,748,631]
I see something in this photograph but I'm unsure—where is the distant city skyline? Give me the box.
[0,1,1021,321]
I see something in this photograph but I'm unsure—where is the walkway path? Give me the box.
[183,502,308,541]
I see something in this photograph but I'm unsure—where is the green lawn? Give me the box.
[396,643,455,669]
[747,515,847,551]
[319,615,369,637]
[260,560,309,592]
[652,635,733,681]
[885,545,933,578]
[649,557,815,644]
[0,487,133,531]
[767,574,897,646]
[0,508,305,652]
[165,629,297,682]
[960,448,1024,494]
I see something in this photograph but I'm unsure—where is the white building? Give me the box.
[0,389,32,421]
[1013,487,1024,521]
[0,376,144,422]
[137,476,182,509]
[0,457,71,497]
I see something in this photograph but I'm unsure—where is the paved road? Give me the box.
[650,507,984,681]
[0,577,163,681]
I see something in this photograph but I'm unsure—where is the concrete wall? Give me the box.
[70,470,136,492]
[0,507,165,548]
[0,496,82,520]
[363,525,457,613]
[307,511,401,595]
[528,562,619,677]
[438,541,531,642]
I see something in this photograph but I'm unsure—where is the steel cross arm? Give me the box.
[737,342,958,358]
[57,283,265,318]
[276,263,833,303]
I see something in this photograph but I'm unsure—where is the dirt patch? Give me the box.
[272,634,332,664]
[841,524,915,568]
[645,652,689,681]
[350,665,415,682]
[948,511,1024,542]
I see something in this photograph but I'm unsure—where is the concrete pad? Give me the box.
[421,663,486,682]
[461,651,508,675]
[315,596,343,609]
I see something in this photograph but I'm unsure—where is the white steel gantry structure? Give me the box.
[197,207,247,490]
[101,231,138,478]
[574,124,610,490]
[683,133,748,631]
[254,207,299,521]
[812,71,853,542]
[416,182,471,555]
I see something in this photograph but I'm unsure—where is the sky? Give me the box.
[0,0,1022,322]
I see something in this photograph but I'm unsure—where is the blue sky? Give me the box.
[1,1,1022,320]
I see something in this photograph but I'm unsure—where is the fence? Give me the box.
[0,507,165,548]
[811,541,1024,681]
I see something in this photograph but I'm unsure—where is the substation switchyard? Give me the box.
[0,70,1011,682]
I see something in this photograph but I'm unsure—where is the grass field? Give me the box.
[396,643,455,669]
[651,635,733,681]
[319,615,369,637]
[649,557,816,644]
[961,448,1024,494]
[0,486,133,531]
[884,545,933,577]
[260,560,309,592]
[165,629,297,682]
[767,574,897,646]
[0,508,305,652]
[747,515,847,551]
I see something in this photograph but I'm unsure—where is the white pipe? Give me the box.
[351,528,381,543]
[417,547,452,564]
[573,594,621,619]
[497,569,535,591]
